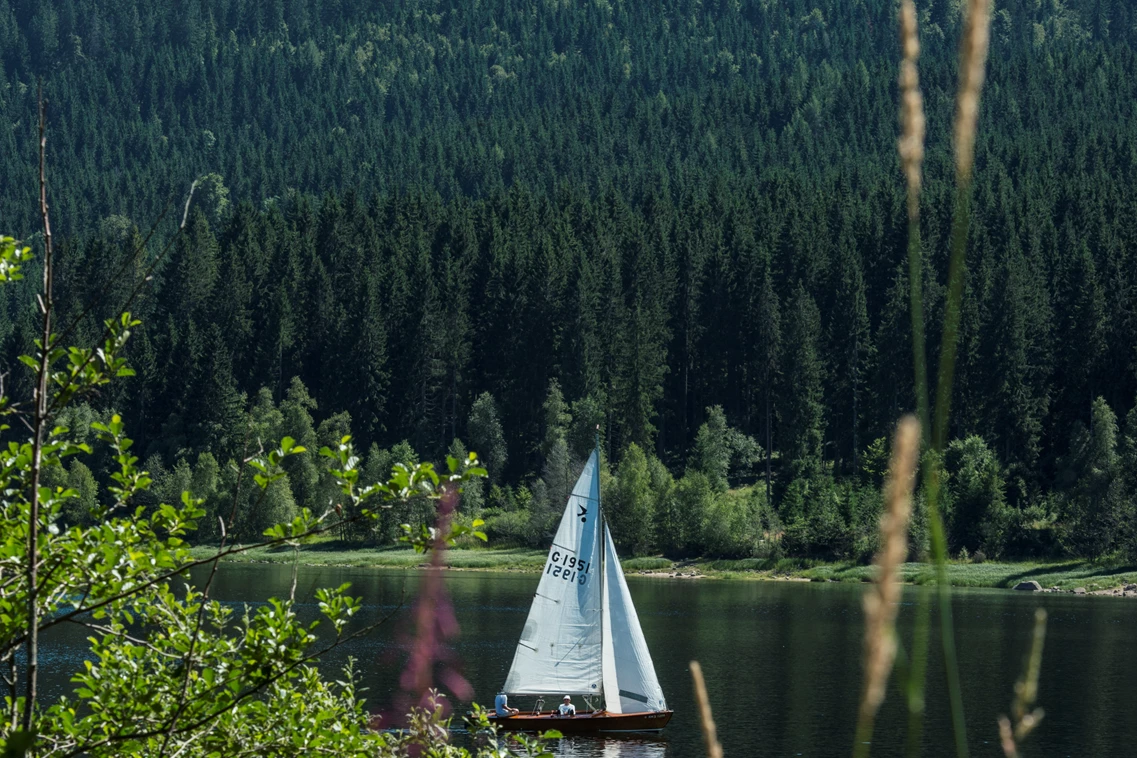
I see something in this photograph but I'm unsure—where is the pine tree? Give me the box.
[1053,240,1106,428]
[279,377,320,510]
[781,284,825,480]
[984,251,1051,494]
[614,233,671,452]
[944,436,1008,553]
[828,241,873,474]
[753,263,781,504]
[1058,397,1125,556]
[468,392,508,484]
[191,325,247,461]
[541,379,572,456]
[870,267,915,442]
[350,272,390,445]
[165,209,220,324]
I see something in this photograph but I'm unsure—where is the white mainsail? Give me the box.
[504,449,604,696]
[601,525,667,713]
[503,447,666,714]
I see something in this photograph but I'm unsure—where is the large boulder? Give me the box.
[1013,580,1042,592]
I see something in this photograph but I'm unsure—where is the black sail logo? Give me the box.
[578,504,588,522]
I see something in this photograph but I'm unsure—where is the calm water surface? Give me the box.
[39,564,1137,757]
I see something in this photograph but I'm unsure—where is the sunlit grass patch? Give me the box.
[924,560,1137,591]
[621,557,673,571]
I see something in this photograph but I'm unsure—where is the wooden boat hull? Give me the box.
[487,709,673,733]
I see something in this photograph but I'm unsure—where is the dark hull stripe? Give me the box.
[487,710,672,734]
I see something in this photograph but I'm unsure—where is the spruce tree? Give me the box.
[192,325,247,461]
[828,242,873,474]
[468,392,508,484]
[1058,397,1125,556]
[781,284,825,480]
[542,379,572,456]
[985,251,1051,494]
[753,263,781,505]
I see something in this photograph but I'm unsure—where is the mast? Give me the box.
[595,427,605,706]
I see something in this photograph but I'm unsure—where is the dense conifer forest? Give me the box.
[2,0,1137,561]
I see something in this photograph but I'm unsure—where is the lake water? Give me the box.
[38,564,1137,757]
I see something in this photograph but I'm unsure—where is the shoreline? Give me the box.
[186,544,1137,595]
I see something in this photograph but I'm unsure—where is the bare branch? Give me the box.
[23,84,55,732]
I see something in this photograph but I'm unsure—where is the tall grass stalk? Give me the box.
[690,662,723,758]
[893,1,993,756]
[854,417,920,758]
[899,0,930,437]
[895,9,933,747]
[904,584,931,758]
[932,3,992,756]
[936,0,991,448]
[997,610,1047,758]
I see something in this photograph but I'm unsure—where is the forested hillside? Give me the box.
[2,0,1137,560]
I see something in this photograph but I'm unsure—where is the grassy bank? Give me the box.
[186,541,549,571]
[186,542,1137,591]
[698,557,1137,592]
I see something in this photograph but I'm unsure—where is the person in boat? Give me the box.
[558,695,576,717]
[494,692,519,717]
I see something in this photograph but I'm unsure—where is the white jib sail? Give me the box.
[504,449,604,696]
[601,525,667,713]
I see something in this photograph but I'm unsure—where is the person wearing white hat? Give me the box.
[558,695,576,717]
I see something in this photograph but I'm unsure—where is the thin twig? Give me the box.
[61,618,183,659]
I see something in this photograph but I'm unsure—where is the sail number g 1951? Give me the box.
[546,550,592,585]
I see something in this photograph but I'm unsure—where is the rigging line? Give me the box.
[547,599,605,668]
[553,630,598,666]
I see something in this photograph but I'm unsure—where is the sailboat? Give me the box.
[488,446,673,733]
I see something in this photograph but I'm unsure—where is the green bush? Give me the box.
[483,508,532,546]
[699,486,776,559]
[609,443,656,556]
[781,476,854,559]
